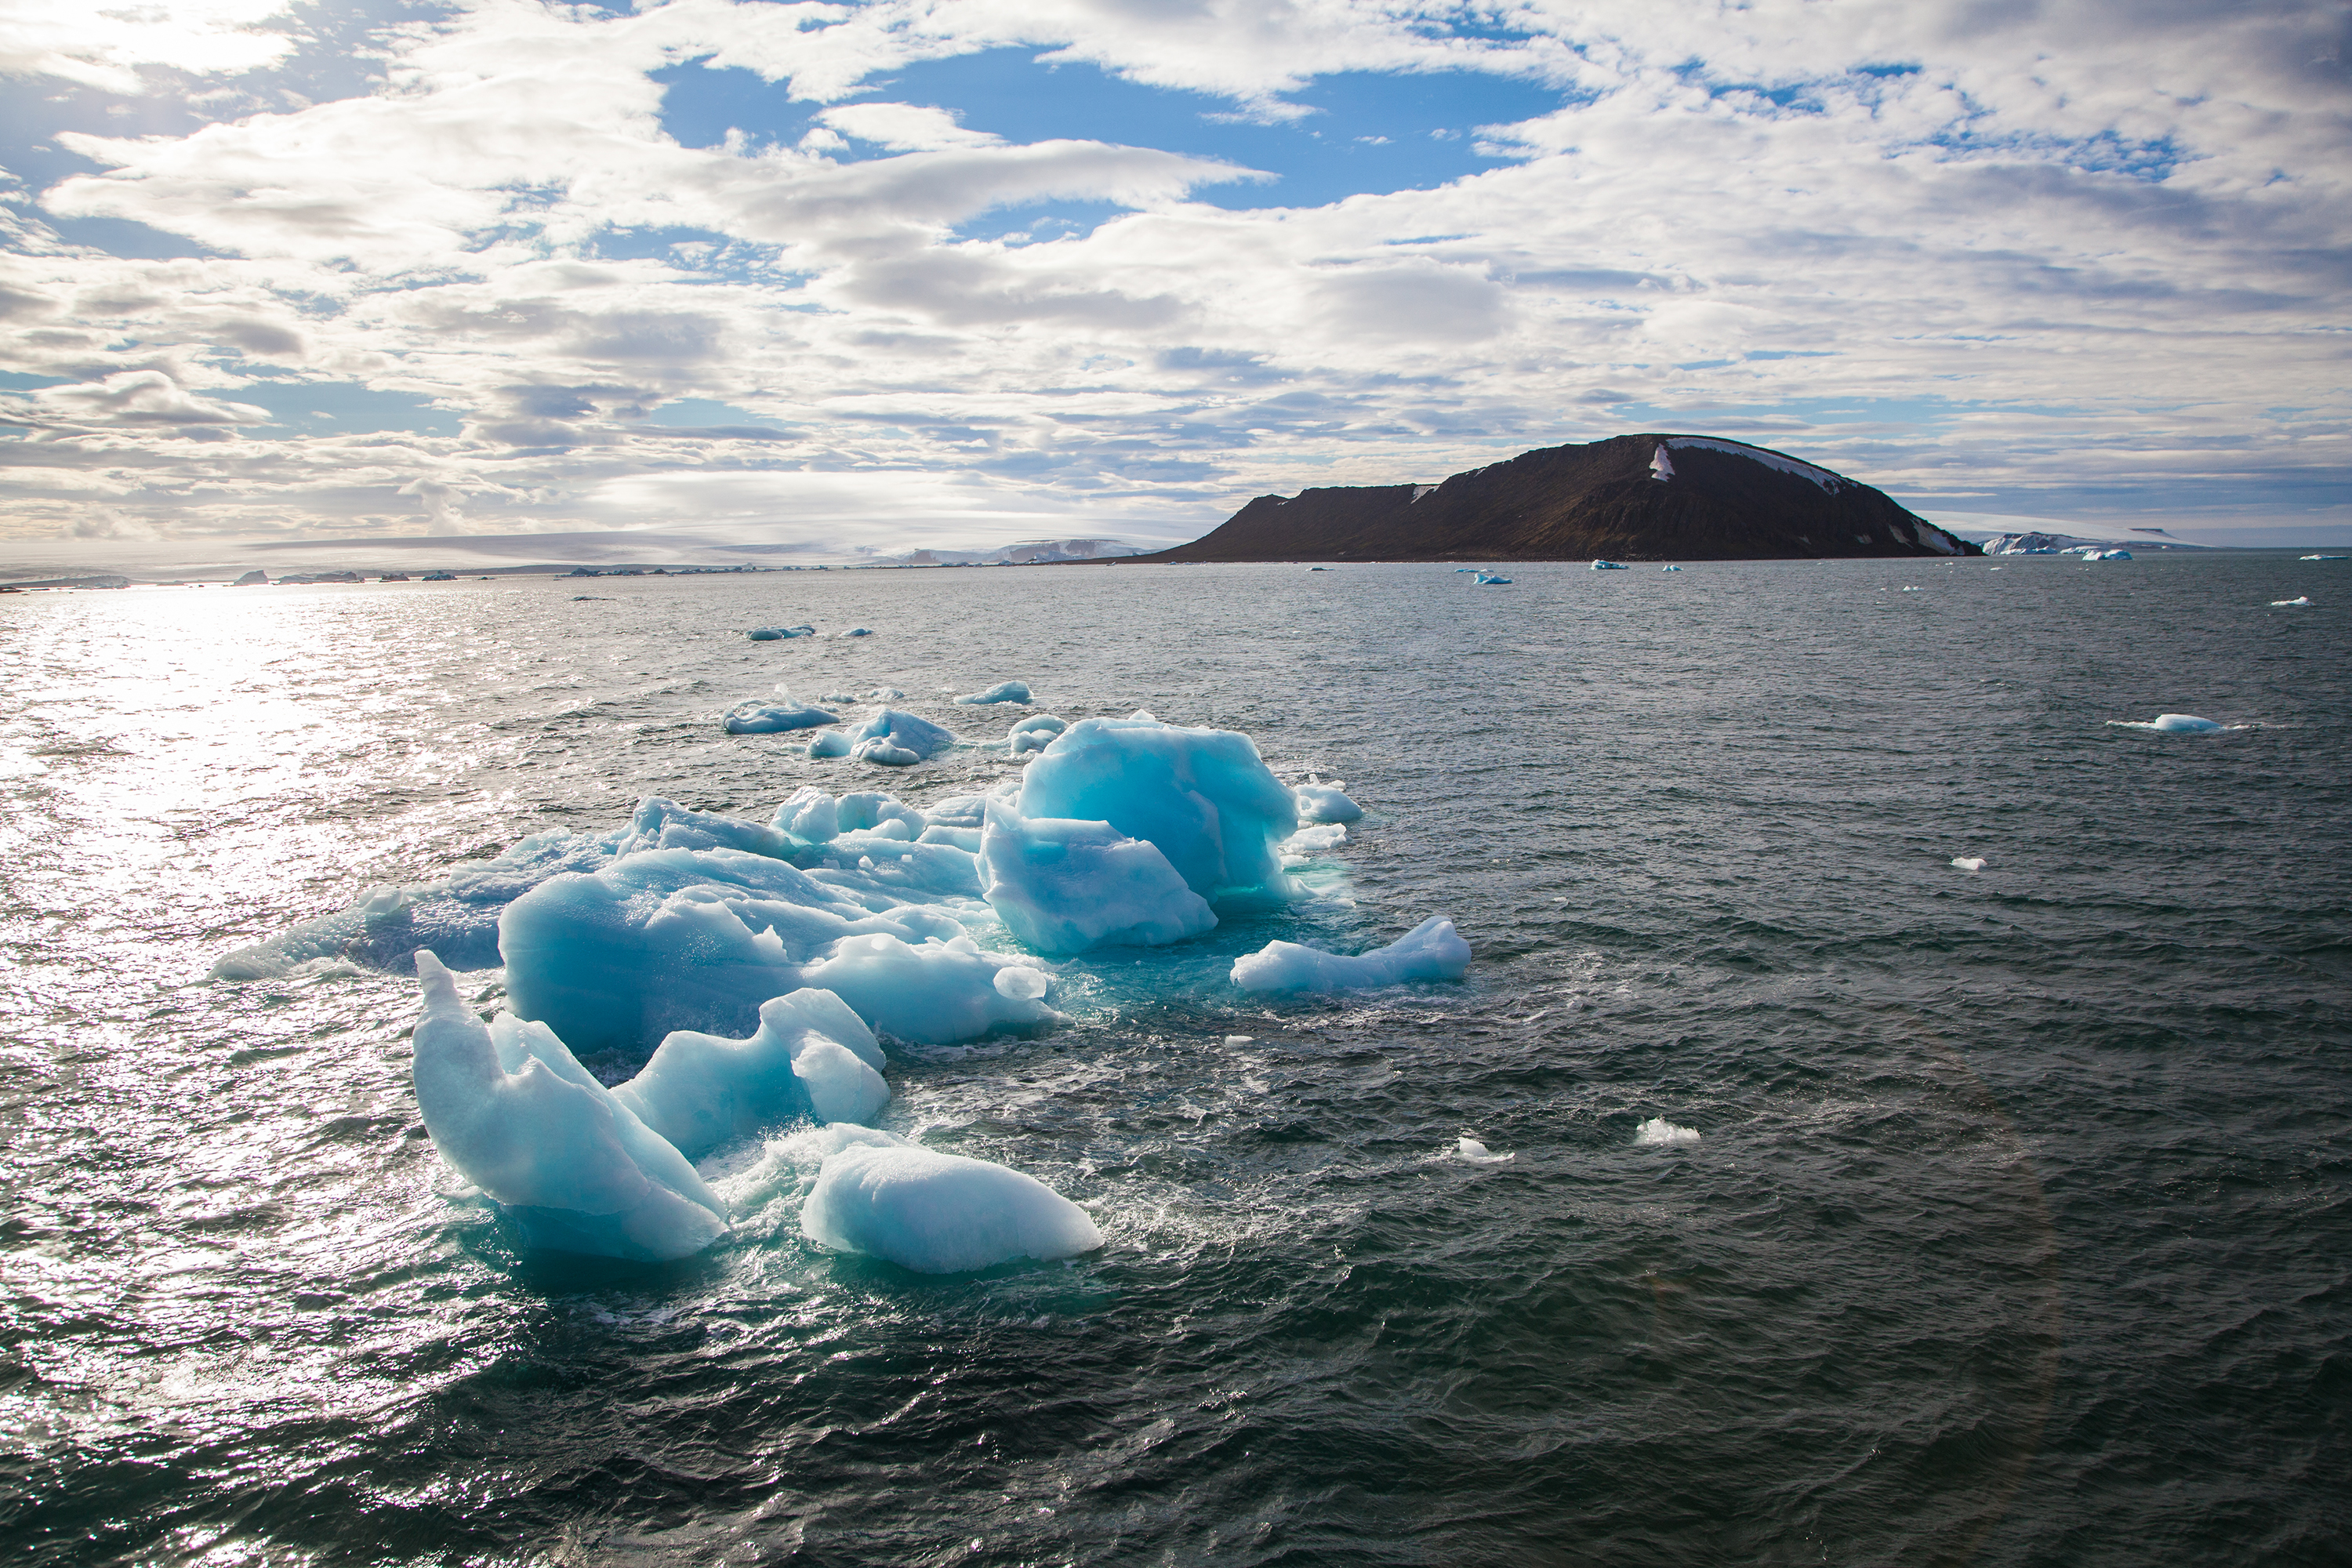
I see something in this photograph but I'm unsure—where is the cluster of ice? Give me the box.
[2107,713,2228,733]
[747,625,815,641]
[1232,916,1470,993]
[242,704,1476,1269]
[955,681,1033,706]
[1634,1116,1702,1146]
[1007,713,1066,757]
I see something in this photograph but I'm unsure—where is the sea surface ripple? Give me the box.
[1,554,2346,1565]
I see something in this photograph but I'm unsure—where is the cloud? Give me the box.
[0,0,301,93]
[1,0,2345,554]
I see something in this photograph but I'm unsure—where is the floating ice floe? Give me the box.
[868,687,905,700]
[1293,781,1363,824]
[2301,554,2346,561]
[1007,713,1067,757]
[1230,916,1470,993]
[409,951,730,1262]
[798,1128,1102,1274]
[954,681,1032,706]
[848,707,955,765]
[723,699,837,735]
[1592,560,1628,570]
[1474,572,1512,586]
[615,988,888,1158]
[2107,713,2229,733]
[978,800,1216,954]
[1951,856,1987,872]
[840,628,873,637]
[747,625,815,641]
[1661,564,1683,572]
[1452,1136,1515,1165]
[2272,597,2312,607]
[807,731,851,759]
[1634,1116,1701,1146]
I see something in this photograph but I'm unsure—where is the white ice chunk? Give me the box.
[852,739,922,766]
[1453,1136,1515,1164]
[1475,572,1512,585]
[847,707,954,761]
[1019,714,1299,909]
[806,731,851,758]
[978,800,1217,955]
[1591,560,1628,570]
[1634,1116,1701,1146]
[612,987,887,1159]
[1008,713,1068,756]
[1230,916,1470,993]
[1293,782,1363,823]
[2107,713,2227,733]
[619,797,799,860]
[1951,856,1986,872]
[773,786,839,844]
[955,681,1033,706]
[2272,597,2311,607]
[799,1137,1102,1274]
[835,791,926,837]
[723,699,836,735]
[409,951,727,1262]
[747,625,815,641]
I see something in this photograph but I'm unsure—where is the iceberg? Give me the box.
[723,699,837,735]
[747,625,815,641]
[1293,782,1363,824]
[1592,560,1628,570]
[1634,1117,1701,1146]
[1951,856,1986,872]
[799,1131,1102,1274]
[1019,715,1299,909]
[2301,554,2347,561]
[497,845,1053,1053]
[1007,713,1067,757]
[954,681,1033,706]
[1661,564,1683,572]
[806,731,851,759]
[1230,916,1470,993]
[2107,713,2227,733]
[2272,597,2311,607]
[409,952,729,1262]
[614,988,887,1160]
[1452,1136,1515,1165]
[840,627,873,637]
[847,707,956,762]
[978,801,1216,955]
[1474,572,1512,585]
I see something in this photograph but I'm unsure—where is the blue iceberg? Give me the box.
[978,800,1216,955]
[954,681,1033,706]
[615,987,887,1160]
[1230,916,1470,993]
[747,624,815,641]
[798,1129,1102,1274]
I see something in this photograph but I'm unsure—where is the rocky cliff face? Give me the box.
[1142,434,1976,561]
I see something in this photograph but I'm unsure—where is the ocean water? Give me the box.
[2,554,2347,1566]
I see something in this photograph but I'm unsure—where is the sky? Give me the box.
[2,0,2347,570]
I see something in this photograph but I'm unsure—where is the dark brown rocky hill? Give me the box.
[1136,434,1975,561]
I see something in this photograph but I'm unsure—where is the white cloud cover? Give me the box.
[2,0,2347,563]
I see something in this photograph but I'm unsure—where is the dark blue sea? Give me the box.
[2,553,2347,1565]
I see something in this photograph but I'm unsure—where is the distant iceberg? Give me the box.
[2272,597,2311,607]
[2107,713,2228,733]
[954,681,1033,706]
[1661,564,1682,572]
[1474,572,1512,585]
[747,625,815,641]
[723,699,836,735]
[1634,1117,1701,1146]
[1591,560,1628,570]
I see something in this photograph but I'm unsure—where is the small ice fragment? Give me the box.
[1634,1117,1700,1146]
[1223,1035,1254,1046]
[1591,560,1628,570]
[847,707,954,763]
[1661,564,1682,572]
[1230,916,1469,993]
[2272,597,2311,607]
[851,739,921,766]
[840,627,873,637]
[799,1136,1102,1273]
[2107,713,2227,733]
[992,964,1051,1000]
[747,625,815,641]
[1951,855,1986,872]
[954,681,1033,706]
[807,731,851,758]
[868,687,904,700]
[615,988,888,1157]
[724,699,837,735]
[1293,782,1363,823]
[1007,713,1067,757]
[1902,585,1921,591]
[1474,572,1512,585]
[1454,1136,1515,1165]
